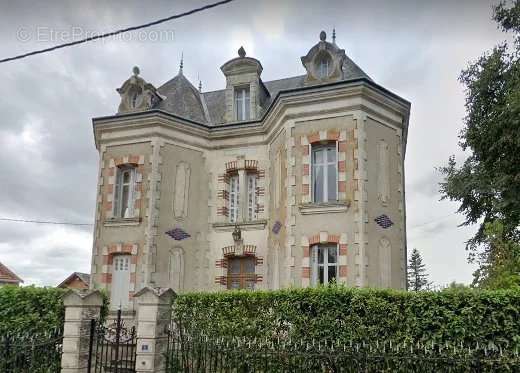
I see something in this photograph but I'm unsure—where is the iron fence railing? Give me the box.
[165,331,520,373]
[0,327,63,373]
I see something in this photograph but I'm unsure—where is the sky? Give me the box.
[0,0,509,287]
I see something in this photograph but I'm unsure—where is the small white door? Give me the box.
[111,255,130,309]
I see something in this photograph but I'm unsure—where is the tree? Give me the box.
[439,1,520,287]
[407,249,431,291]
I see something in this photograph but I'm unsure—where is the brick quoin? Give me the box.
[302,145,310,156]
[307,133,320,144]
[339,244,348,256]
[339,265,347,277]
[303,164,310,176]
[338,160,346,172]
[302,246,310,257]
[302,267,311,278]
[338,141,348,152]
[327,130,340,141]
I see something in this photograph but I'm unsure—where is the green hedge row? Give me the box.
[172,286,520,349]
[0,286,66,335]
[0,286,108,335]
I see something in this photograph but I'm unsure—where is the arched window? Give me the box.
[316,54,332,79]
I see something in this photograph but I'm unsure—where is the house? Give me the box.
[89,31,411,311]
[57,272,90,289]
[0,261,23,286]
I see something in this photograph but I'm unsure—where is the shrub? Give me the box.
[0,286,65,335]
[172,286,520,349]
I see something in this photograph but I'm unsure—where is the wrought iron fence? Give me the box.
[88,309,137,373]
[0,327,63,373]
[165,330,520,372]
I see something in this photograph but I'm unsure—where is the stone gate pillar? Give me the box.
[61,289,104,373]
[134,287,176,373]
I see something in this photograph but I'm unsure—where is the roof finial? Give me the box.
[238,46,246,58]
[179,52,184,75]
[332,27,336,44]
[198,73,202,92]
[132,66,140,76]
[319,30,326,41]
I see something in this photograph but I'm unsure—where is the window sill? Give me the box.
[104,217,141,227]
[213,220,267,232]
[299,201,350,215]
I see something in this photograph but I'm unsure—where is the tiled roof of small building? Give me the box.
[57,272,90,288]
[0,261,23,284]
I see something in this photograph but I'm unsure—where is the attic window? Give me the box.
[317,54,332,79]
[234,86,250,121]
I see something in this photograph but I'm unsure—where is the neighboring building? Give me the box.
[0,261,23,286]
[90,31,410,311]
[58,272,90,290]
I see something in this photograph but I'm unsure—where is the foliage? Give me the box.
[407,248,431,291]
[473,220,520,289]
[172,286,520,350]
[0,285,109,335]
[0,286,65,335]
[439,1,520,286]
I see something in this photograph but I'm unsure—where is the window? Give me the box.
[114,166,136,218]
[234,87,250,121]
[247,173,257,221]
[317,55,332,78]
[311,245,338,285]
[227,256,255,289]
[312,144,337,202]
[228,174,240,223]
[111,255,130,309]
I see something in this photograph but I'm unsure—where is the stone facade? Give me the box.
[90,31,411,312]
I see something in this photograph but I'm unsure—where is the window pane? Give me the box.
[121,185,130,217]
[318,246,325,264]
[244,95,250,120]
[243,258,255,273]
[327,164,337,201]
[319,266,324,284]
[229,280,240,289]
[123,171,130,184]
[229,258,240,274]
[313,165,324,202]
[313,148,324,164]
[327,146,336,162]
[328,265,337,283]
[236,98,243,120]
[328,246,337,264]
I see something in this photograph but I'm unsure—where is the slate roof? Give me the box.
[0,261,23,284]
[155,56,370,126]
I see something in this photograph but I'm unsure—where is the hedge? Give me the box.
[172,286,520,349]
[0,286,108,335]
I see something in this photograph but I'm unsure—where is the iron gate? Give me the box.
[88,309,137,373]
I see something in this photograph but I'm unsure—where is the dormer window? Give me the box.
[234,86,250,121]
[317,55,332,79]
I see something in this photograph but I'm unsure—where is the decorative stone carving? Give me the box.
[377,140,390,205]
[173,162,191,219]
[301,31,346,84]
[378,237,391,288]
[116,66,162,114]
[168,247,184,292]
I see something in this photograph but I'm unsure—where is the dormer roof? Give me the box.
[0,261,23,284]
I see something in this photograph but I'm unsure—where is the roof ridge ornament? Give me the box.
[132,66,140,76]
[179,52,184,75]
[238,46,246,58]
[332,28,336,44]
[319,30,326,41]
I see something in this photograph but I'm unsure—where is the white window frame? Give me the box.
[311,143,338,203]
[310,244,339,286]
[234,86,250,121]
[114,166,136,219]
[247,173,257,221]
[318,57,331,78]
[228,174,240,223]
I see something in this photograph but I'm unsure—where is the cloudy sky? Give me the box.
[0,0,508,286]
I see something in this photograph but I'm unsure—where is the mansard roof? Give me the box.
[157,72,208,124]
[0,261,23,284]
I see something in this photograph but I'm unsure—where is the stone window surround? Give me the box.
[215,244,264,288]
[301,231,347,288]
[104,155,145,223]
[216,159,265,225]
[99,243,139,304]
[301,129,349,209]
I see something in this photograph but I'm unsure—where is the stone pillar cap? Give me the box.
[134,287,176,304]
[63,289,104,307]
